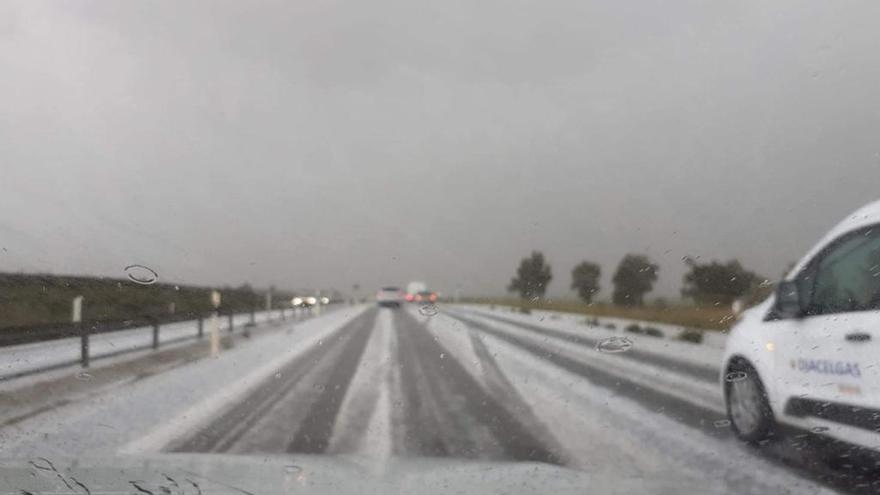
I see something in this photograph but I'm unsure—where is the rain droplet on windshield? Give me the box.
[419,304,439,317]
[284,465,302,474]
[595,336,633,354]
[124,264,159,285]
[713,419,731,428]
[725,371,748,383]
[811,426,830,433]
[76,371,93,381]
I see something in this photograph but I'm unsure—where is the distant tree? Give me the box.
[612,254,659,306]
[508,251,553,301]
[681,258,761,306]
[570,261,601,304]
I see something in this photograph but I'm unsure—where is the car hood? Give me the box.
[0,453,701,495]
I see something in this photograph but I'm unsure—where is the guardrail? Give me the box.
[0,306,300,382]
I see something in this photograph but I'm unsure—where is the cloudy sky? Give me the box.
[2,0,880,300]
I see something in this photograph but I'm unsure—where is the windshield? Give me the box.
[3,1,880,494]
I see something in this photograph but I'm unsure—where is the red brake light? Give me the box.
[429,293,437,302]
[405,293,414,301]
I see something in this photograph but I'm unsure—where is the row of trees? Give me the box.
[508,251,766,307]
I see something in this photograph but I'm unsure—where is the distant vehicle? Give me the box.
[413,290,437,304]
[405,281,428,302]
[376,287,405,308]
[722,200,880,454]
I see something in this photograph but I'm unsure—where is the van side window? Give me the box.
[806,229,880,316]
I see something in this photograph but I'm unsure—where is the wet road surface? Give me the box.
[173,307,564,465]
[160,305,880,494]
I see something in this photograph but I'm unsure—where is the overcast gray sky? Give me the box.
[2,0,880,300]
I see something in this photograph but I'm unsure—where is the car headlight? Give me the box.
[292,297,303,306]
[320,297,330,305]
[305,297,317,305]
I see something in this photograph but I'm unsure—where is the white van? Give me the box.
[722,200,880,451]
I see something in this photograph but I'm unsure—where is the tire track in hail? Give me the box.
[394,309,563,465]
[466,331,569,464]
[285,309,377,454]
[446,310,879,495]
[470,310,718,383]
[324,309,395,456]
[445,310,726,438]
[393,310,455,457]
[170,308,377,453]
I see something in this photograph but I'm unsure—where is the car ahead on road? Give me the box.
[723,200,880,452]
[410,290,438,304]
[405,281,428,300]
[376,287,405,308]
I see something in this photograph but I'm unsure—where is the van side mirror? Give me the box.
[774,281,803,319]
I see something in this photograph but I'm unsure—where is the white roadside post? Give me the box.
[72,295,83,323]
[73,296,86,367]
[210,290,222,357]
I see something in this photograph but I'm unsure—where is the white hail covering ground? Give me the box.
[459,304,726,368]
[0,310,281,379]
[434,307,833,494]
[0,304,836,494]
[460,303,729,350]
[0,305,369,457]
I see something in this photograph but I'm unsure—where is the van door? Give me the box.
[774,225,880,435]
